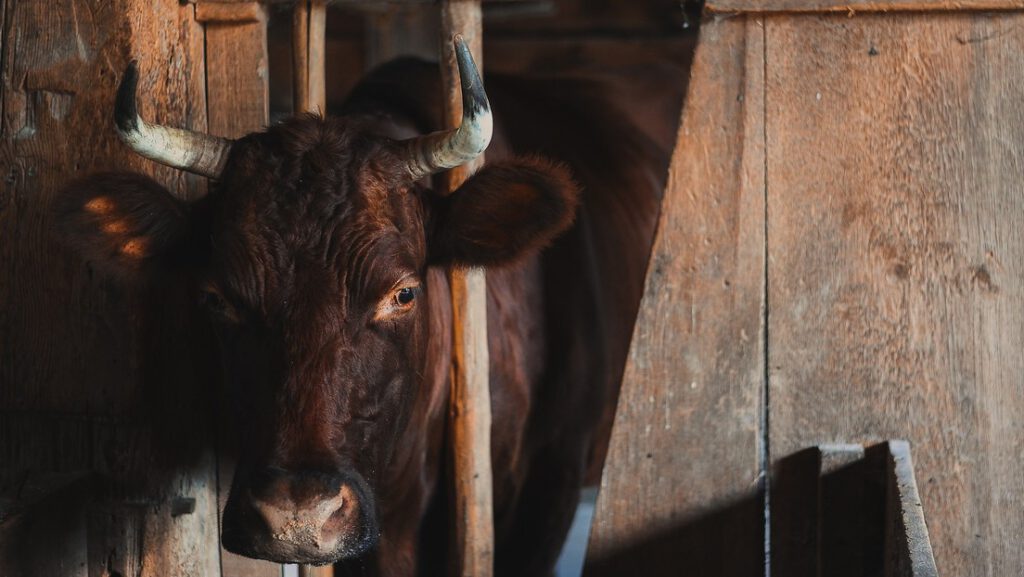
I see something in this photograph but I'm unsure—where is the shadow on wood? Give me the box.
[772,441,938,577]
[584,491,765,577]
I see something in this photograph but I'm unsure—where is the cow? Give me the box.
[56,38,676,576]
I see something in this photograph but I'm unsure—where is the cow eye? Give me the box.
[375,283,419,322]
[396,287,416,306]
[198,287,237,321]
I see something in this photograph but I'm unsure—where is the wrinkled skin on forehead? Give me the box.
[209,120,426,470]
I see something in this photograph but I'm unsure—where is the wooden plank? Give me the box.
[206,6,268,139]
[291,8,329,576]
[0,471,92,577]
[298,565,333,577]
[765,12,1024,577]
[293,0,327,115]
[291,9,328,576]
[196,2,264,23]
[292,1,310,113]
[817,444,867,577]
[0,1,221,576]
[583,15,766,577]
[439,3,494,577]
[708,0,1024,14]
[770,448,822,577]
[885,441,939,577]
[363,7,439,67]
[309,1,327,114]
[203,10,279,577]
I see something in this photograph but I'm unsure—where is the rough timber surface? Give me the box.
[765,12,1024,577]
[201,8,279,577]
[584,16,767,577]
[707,0,1024,14]
[0,1,220,576]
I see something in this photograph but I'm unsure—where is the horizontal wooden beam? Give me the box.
[707,0,1024,13]
[195,2,265,23]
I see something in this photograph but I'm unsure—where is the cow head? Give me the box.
[57,39,578,565]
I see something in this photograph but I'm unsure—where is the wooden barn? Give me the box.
[0,1,1020,576]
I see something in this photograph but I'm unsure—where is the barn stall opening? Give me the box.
[0,0,1020,576]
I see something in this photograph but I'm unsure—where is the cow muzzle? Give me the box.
[222,467,378,564]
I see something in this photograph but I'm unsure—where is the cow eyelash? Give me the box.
[375,283,420,322]
[198,286,240,323]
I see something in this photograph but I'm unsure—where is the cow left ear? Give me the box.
[428,156,580,267]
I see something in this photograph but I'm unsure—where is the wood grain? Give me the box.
[708,0,1024,14]
[886,441,939,577]
[583,15,766,577]
[292,0,327,116]
[0,471,92,577]
[195,2,264,24]
[202,8,281,577]
[0,1,221,576]
[440,3,494,577]
[293,1,310,114]
[206,6,268,139]
[290,7,328,575]
[765,12,1024,577]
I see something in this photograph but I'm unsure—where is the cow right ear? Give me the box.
[56,172,198,282]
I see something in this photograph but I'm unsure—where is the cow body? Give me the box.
[58,50,681,577]
[333,59,676,576]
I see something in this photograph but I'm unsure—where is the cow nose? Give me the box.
[252,477,351,552]
[222,468,377,564]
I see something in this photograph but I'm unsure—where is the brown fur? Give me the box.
[55,57,678,576]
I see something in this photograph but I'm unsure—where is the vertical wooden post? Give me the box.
[198,4,279,577]
[294,0,327,114]
[294,5,332,577]
[440,3,494,577]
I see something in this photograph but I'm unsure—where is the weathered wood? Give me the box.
[765,12,1024,577]
[440,3,493,577]
[196,2,264,23]
[363,7,440,67]
[708,0,1024,14]
[202,8,278,577]
[206,5,268,139]
[583,15,766,577]
[293,1,310,113]
[0,471,92,577]
[771,442,936,576]
[885,441,939,577]
[0,1,221,576]
[818,444,867,577]
[292,0,326,115]
[309,1,327,114]
[299,565,333,577]
[292,8,329,573]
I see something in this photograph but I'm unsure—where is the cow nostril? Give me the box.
[223,468,377,563]
[250,483,356,552]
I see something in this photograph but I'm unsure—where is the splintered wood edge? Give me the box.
[888,441,939,577]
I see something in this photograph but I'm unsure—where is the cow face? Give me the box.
[57,45,578,565]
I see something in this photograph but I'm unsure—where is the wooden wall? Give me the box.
[262,0,694,119]
[588,10,1024,577]
[0,1,271,576]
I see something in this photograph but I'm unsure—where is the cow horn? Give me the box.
[115,61,233,180]
[400,36,493,180]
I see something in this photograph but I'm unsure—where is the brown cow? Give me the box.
[57,39,676,576]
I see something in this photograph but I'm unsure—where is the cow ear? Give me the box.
[56,172,198,282]
[428,156,580,267]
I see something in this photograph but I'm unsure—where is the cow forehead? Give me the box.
[209,136,425,309]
